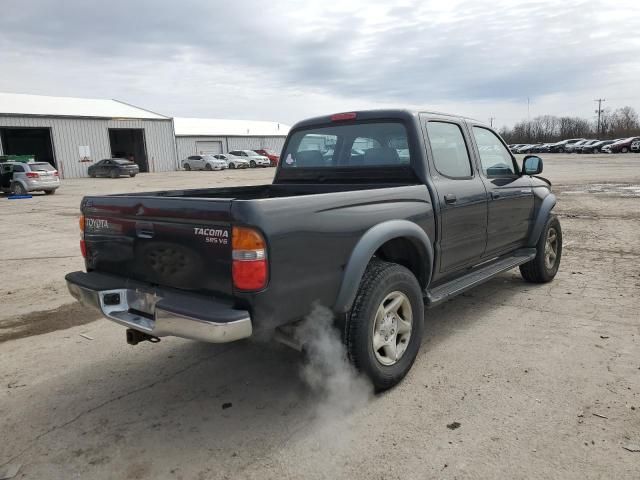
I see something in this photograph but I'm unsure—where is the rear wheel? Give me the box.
[44,189,56,195]
[344,259,424,391]
[89,172,97,178]
[129,173,136,177]
[10,182,26,195]
[520,215,562,283]
[183,163,191,171]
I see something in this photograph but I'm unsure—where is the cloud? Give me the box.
[0,0,639,126]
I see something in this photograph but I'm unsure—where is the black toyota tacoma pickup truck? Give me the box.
[66,110,562,390]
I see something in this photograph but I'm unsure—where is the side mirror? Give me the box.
[522,155,543,175]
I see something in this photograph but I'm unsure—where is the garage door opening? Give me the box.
[0,127,56,168]
[109,128,149,172]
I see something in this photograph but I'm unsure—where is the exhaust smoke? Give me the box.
[294,303,373,417]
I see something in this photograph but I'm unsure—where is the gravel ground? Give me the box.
[1,154,639,479]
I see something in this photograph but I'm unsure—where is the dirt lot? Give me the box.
[1,155,639,479]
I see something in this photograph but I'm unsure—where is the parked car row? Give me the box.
[509,136,640,154]
[181,149,279,171]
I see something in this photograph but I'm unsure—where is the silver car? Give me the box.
[182,154,228,171]
[228,150,270,168]
[0,161,61,195]
[213,153,250,169]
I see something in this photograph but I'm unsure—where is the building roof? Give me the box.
[0,92,169,120]
[174,117,290,137]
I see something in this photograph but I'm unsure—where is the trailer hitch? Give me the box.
[126,328,160,345]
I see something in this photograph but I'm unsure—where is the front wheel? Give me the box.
[621,147,629,153]
[129,173,136,177]
[344,259,424,391]
[249,160,256,168]
[205,164,212,171]
[44,189,56,195]
[520,215,562,283]
[229,163,235,169]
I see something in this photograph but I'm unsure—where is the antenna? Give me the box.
[594,98,606,136]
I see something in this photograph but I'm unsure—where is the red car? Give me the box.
[253,149,279,167]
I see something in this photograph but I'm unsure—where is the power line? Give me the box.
[594,98,606,136]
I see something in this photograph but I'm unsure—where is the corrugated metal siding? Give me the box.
[0,116,176,178]
[176,136,286,160]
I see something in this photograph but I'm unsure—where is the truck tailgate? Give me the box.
[82,195,233,296]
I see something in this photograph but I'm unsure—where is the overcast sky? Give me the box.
[1,0,639,128]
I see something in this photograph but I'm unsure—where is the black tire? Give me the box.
[205,164,212,171]
[520,214,562,283]
[184,163,191,171]
[621,147,629,153]
[89,171,97,178]
[110,170,119,179]
[129,173,136,177]
[229,163,235,169]
[44,189,56,195]
[11,182,26,195]
[250,160,256,168]
[344,259,424,391]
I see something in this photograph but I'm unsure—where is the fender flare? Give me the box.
[527,193,557,247]
[333,220,434,313]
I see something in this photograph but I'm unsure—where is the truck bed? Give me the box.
[81,183,431,313]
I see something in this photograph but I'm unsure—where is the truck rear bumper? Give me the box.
[65,271,252,343]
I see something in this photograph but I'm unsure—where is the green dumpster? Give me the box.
[0,154,36,163]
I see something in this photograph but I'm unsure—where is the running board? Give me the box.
[425,248,536,307]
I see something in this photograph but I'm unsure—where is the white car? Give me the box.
[213,153,250,169]
[0,161,61,195]
[228,150,270,168]
[182,155,227,171]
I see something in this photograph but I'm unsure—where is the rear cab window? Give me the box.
[281,122,412,169]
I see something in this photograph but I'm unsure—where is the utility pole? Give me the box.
[489,117,495,127]
[594,98,606,136]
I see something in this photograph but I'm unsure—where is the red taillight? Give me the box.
[79,215,86,257]
[26,172,39,178]
[53,171,59,177]
[331,112,357,122]
[232,226,267,291]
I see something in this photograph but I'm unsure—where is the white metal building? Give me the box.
[174,117,290,159]
[0,92,177,178]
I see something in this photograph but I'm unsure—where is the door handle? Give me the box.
[444,193,457,204]
[136,222,154,239]
[491,192,501,199]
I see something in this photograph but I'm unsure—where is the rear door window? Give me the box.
[426,122,472,178]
